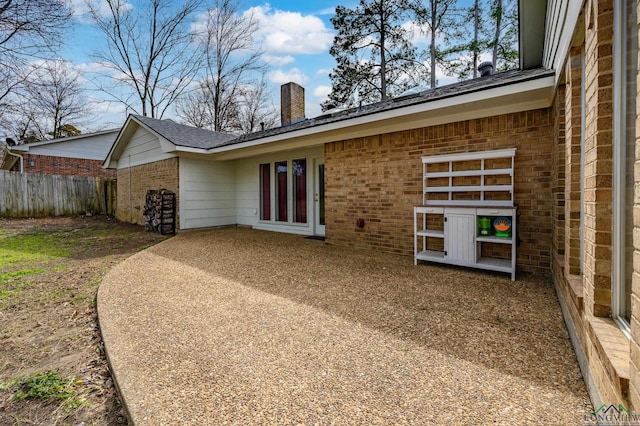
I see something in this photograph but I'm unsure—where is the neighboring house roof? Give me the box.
[10,129,120,161]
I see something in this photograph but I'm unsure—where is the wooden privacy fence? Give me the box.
[0,170,117,218]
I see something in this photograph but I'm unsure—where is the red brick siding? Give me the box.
[325,109,554,275]
[19,153,116,178]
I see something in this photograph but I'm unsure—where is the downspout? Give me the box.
[6,149,24,173]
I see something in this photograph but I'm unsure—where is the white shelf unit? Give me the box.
[414,149,517,280]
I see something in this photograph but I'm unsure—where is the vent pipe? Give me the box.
[478,61,494,77]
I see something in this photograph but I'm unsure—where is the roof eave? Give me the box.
[103,114,178,169]
[206,74,556,161]
[519,0,548,70]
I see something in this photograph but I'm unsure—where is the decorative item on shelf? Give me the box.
[478,217,491,236]
[493,217,512,238]
[356,218,365,228]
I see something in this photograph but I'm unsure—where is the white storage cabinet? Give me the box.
[413,149,517,280]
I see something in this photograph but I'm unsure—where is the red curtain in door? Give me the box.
[276,161,288,222]
[259,164,270,220]
[293,159,306,223]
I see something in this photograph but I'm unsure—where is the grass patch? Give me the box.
[0,232,72,268]
[0,269,43,284]
[2,371,85,408]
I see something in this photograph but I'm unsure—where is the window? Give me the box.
[260,159,309,225]
[612,0,637,329]
[259,163,270,220]
[292,159,307,223]
[275,161,288,222]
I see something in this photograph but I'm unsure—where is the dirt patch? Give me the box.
[0,216,167,425]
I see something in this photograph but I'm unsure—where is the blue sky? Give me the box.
[64,0,464,131]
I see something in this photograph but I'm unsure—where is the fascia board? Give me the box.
[206,75,555,160]
[103,114,149,168]
[158,136,177,153]
[103,116,178,168]
[549,0,583,83]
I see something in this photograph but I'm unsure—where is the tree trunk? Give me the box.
[492,0,502,68]
[380,6,387,100]
[473,0,479,79]
[430,0,437,88]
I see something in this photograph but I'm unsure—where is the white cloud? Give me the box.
[268,68,308,85]
[313,85,332,99]
[74,61,112,75]
[69,0,132,21]
[247,5,333,55]
[402,21,429,47]
[315,7,337,16]
[263,54,295,67]
[316,68,332,77]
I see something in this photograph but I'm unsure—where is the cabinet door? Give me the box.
[444,214,475,264]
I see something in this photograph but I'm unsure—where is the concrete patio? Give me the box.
[98,228,592,425]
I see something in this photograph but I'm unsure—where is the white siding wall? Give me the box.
[544,0,583,79]
[27,133,117,160]
[179,158,236,229]
[117,126,175,169]
[235,146,324,235]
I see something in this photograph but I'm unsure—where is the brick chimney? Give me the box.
[281,82,305,126]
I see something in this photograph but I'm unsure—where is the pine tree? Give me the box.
[439,0,488,80]
[323,0,428,110]
[413,0,462,87]
[488,0,518,71]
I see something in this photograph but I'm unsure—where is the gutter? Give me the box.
[6,148,24,173]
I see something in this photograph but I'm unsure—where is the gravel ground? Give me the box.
[98,228,592,425]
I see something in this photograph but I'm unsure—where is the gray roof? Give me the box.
[130,67,553,151]
[132,115,236,149]
[220,67,554,148]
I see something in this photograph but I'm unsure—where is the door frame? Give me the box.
[313,158,325,236]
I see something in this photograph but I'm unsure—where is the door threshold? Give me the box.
[304,235,326,241]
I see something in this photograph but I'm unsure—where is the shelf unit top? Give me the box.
[421,148,516,207]
[421,148,517,164]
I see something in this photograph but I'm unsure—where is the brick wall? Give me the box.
[582,0,614,319]
[553,84,567,262]
[325,109,554,275]
[552,0,632,411]
[116,157,179,226]
[17,154,116,178]
[564,48,584,276]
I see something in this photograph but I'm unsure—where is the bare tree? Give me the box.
[87,0,203,118]
[0,0,72,119]
[177,0,265,132]
[10,60,89,141]
[175,84,215,129]
[233,78,278,134]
